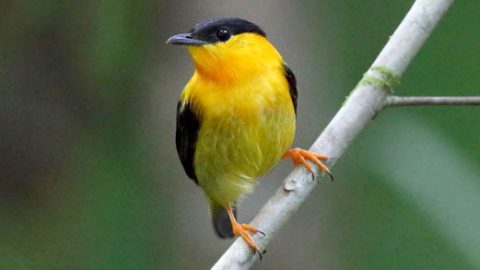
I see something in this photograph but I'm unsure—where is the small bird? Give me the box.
[167,18,332,256]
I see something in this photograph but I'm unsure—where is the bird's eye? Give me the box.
[216,28,230,41]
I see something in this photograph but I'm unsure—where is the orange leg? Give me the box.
[283,148,334,181]
[225,205,265,259]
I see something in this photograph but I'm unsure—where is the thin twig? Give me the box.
[385,96,480,107]
[212,1,455,269]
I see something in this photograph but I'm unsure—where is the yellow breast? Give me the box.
[181,33,296,205]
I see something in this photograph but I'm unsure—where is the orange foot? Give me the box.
[226,206,266,260]
[283,148,334,181]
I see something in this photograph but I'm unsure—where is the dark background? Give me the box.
[1,0,479,269]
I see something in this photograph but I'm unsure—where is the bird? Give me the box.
[167,17,332,256]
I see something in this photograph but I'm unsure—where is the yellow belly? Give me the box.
[186,71,295,205]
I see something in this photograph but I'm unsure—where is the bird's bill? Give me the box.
[166,33,206,46]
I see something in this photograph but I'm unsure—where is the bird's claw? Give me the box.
[283,148,334,181]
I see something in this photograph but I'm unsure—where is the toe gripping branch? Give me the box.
[283,148,334,181]
[225,206,266,260]
[221,149,332,261]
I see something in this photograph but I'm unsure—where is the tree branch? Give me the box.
[385,96,480,107]
[212,0,455,269]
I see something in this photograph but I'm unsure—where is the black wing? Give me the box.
[283,64,297,115]
[176,100,200,184]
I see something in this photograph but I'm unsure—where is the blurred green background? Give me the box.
[1,0,479,269]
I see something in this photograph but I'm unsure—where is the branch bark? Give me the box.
[212,1,455,269]
[385,96,480,107]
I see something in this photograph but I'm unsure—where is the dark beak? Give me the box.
[166,33,206,46]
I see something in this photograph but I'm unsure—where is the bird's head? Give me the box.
[167,18,282,83]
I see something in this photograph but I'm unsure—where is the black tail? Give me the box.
[211,205,236,238]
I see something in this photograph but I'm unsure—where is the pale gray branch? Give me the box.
[386,96,480,107]
[212,1,455,269]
